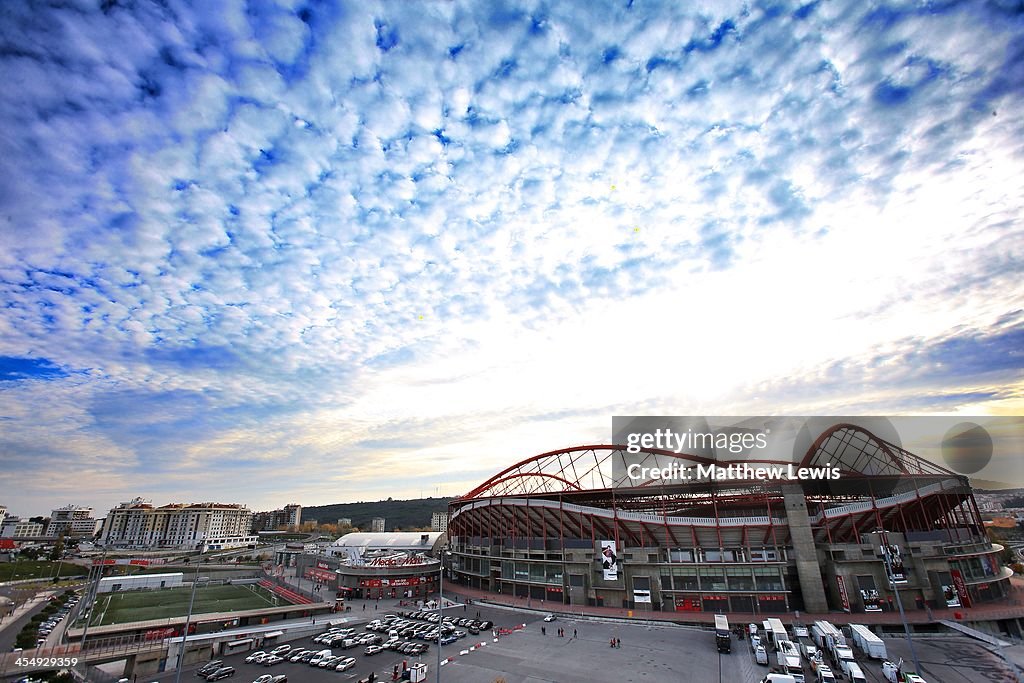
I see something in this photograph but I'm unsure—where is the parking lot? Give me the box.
[142,602,1020,683]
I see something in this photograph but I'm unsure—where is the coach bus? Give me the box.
[714,614,731,653]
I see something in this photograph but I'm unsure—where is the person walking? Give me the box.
[541,626,546,635]
[573,628,577,638]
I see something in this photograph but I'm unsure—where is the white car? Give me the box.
[244,651,266,664]
[542,614,556,622]
[251,676,274,683]
[261,655,283,666]
[335,657,357,672]
[269,645,291,656]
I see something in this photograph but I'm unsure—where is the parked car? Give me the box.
[268,677,288,683]
[365,645,384,656]
[244,652,267,664]
[261,655,284,666]
[269,645,291,656]
[196,661,224,677]
[543,614,556,622]
[251,676,274,683]
[204,667,235,681]
[335,657,356,672]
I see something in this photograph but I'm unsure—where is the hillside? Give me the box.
[303,497,454,532]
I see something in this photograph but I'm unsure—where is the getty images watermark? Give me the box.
[611,416,1024,487]
[615,417,840,483]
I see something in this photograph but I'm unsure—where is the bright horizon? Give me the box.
[1,1,1023,517]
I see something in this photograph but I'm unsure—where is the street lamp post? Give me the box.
[173,565,204,683]
[77,548,107,677]
[436,551,444,682]
[880,532,923,675]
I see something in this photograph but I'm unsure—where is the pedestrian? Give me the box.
[573,628,577,638]
[616,637,621,648]
[541,626,546,635]
[610,638,615,647]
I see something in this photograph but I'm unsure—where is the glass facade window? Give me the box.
[699,566,727,590]
[669,549,694,562]
[754,567,783,591]
[750,549,780,562]
[726,567,754,590]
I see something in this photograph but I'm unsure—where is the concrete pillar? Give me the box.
[782,485,829,614]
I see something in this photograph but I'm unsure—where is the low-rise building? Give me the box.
[0,517,45,538]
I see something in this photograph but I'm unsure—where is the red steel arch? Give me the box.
[461,425,955,500]
[460,444,718,499]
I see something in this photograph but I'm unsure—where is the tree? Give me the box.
[49,533,65,561]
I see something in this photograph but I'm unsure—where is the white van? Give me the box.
[846,662,867,683]
[308,649,332,666]
[754,644,769,665]
[760,676,797,683]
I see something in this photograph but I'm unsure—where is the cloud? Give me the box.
[0,0,1022,514]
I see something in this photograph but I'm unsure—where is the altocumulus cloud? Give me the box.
[1,0,1023,512]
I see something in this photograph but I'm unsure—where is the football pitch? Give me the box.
[86,584,281,626]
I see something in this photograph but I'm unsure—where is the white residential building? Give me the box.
[0,517,45,538]
[431,512,449,533]
[100,497,257,551]
[371,517,386,532]
[46,505,100,538]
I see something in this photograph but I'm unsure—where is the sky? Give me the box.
[1,0,1023,518]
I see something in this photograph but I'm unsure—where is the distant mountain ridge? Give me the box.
[303,497,454,531]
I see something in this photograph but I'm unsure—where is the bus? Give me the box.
[714,614,731,653]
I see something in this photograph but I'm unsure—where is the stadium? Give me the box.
[447,423,1012,616]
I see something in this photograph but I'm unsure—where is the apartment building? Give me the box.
[100,497,257,551]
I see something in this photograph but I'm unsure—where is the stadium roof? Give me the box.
[332,531,443,551]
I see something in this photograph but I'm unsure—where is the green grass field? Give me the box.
[0,560,88,581]
[86,584,279,626]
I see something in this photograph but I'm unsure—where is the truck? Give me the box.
[883,660,929,683]
[849,624,887,660]
[765,618,789,649]
[775,639,805,682]
[815,665,837,683]
[714,614,731,653]
[831,642,856,673]
[846,662,867,683]
[810,621,845,651]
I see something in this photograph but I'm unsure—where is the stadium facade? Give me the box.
[448,424,1011,615]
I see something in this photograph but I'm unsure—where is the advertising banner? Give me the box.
[942,582,961,608]
[305,567,335,582]
[882,544,908,584]
[860,588,882,612]
[600,540,618,580]
[836,575,850,612]
[951,569,972,608]
[381,577,420,587]
[633,589,652,603]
